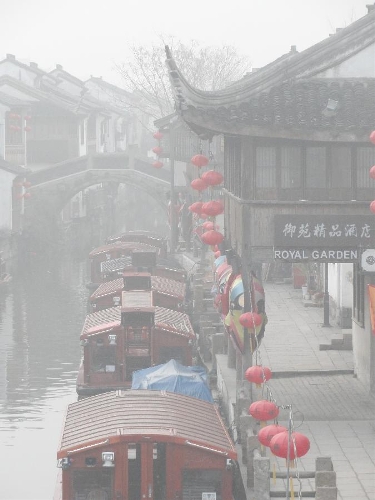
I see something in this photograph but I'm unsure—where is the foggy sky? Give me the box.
[0,0,370,86]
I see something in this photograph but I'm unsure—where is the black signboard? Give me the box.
[274,215,375,248]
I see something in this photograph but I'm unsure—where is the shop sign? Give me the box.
[274,214,375,248]
[274,248,358,262]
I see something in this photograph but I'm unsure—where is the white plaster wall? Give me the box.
[55,79,83,97]
[0,169,14,229]
[316,43,375,78]
[0,102,9,158]
[0,83,38,102]
[352,275,375,391]
[0,60,37,86]
[328,263,353,308]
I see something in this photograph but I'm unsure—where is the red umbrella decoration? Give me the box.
[245,365,272,387]
[152,161,163,169]
[201,169,223,186]
[201,200,224,216]
[201,230,224,246]
[191,178,208,192]
[249,400,279,427]
[152,146,162,155]
[153,130,163,140]
[258,424,288,448]
[191,154,209,168]
[269,431,310,466]
[188,201,204,214]
[370,131,375,145]
[239,311,262,329]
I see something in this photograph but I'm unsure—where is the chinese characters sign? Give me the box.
[274,215,375,248]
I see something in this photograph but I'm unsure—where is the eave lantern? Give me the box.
[370,201,375,214]
[152,161,163,169]
[239,311,262,329]
[153,130,163,140]
[269,431,310,465]
[258,424,288,448]
[200,230,224,246]
[188,201,204,214]
[191,178,208,192]
[201,170,223,186]
[245,365,272,386]
[370,165,375,180]
[152,146,162,155]
[370,131,375,145]
[201,200,224,217]
[249,400,279,426]
[191,154,209,168]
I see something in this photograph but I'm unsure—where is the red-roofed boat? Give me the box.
[55,390,237,500]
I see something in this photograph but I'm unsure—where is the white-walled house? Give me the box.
[0,158,28,232]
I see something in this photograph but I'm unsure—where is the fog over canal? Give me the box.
[0,256,88,500]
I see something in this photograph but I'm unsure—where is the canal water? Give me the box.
[0,255,89,500]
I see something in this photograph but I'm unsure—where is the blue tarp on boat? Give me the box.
[131,359,214,403]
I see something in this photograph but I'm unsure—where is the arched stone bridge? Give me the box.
[22,152,170,237]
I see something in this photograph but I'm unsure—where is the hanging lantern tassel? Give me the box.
[290,477,295,499]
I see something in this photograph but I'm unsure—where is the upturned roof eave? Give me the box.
[167,9,375,109]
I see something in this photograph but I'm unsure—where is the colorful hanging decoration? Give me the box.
[214,250,221,258]
[188,202,204,214]
[191,154,209,168]
[201,169,224,186]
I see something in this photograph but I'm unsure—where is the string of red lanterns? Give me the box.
[151,130,164,169]
[369,130,375,212]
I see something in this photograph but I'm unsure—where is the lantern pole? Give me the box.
[285,404,292,500]
[322,262,331,327]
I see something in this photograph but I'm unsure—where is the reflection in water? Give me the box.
[0,256,88,500]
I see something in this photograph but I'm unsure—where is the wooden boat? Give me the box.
[76,291,195,396]
[88,242,161,287]
[55,390,237,500]
[90,272,186,313]
[106,230,168,259]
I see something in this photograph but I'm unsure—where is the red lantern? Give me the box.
[370,131,375,145]
[203,221,216,230]
[201,170,224,186]
[201,200,224,216]
[370,166,375,179]
[15,126,21,131]
[191,154,209,168]
[245,365,272,385]
[270,431,310,461]
[16,193,23,200]
[152,146,162,155]
[24,115,32,121]
[24,126,32,132]
[23,181,32,187]
[370,201,375,214]
[191,178,208,191]
[153,131,163,140]
[152,161,163,169]
[258,424,288,447]
[201,230,224,246]
[239,312,262,329]
[249,400,279,422]
[198,213,208,220]
[188,202,204,214]
[9,113,20,119]
[214,250,221,258]
[23,192,31,199]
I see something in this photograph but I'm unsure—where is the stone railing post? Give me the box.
[253,449,270,499]
[315,457,337,500]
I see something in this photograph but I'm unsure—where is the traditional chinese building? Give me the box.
[166,5,375,391]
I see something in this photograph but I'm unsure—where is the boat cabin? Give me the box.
[77,298,195,396]
[106,230,168,259]
[90,272,186,312]
[89,242,159,286]
[56,390,237,500]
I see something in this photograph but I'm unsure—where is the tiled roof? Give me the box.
[58,390,237,458]
[91,278,123,298]
[89,241,156,258]
[100,257,132,273]
[81,305,194,338]
[151,275,185,300]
